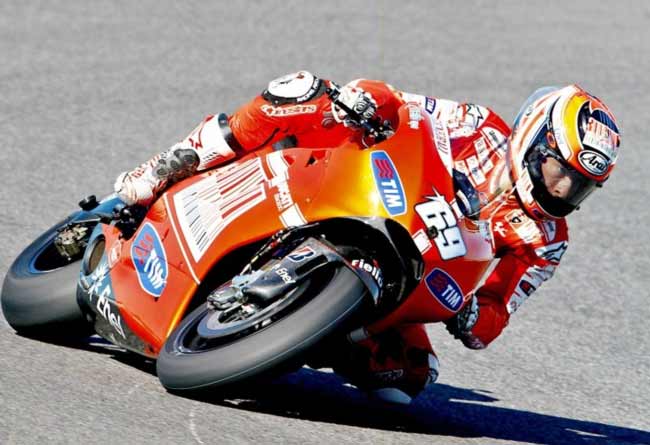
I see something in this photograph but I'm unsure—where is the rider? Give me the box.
[114,71,621,404]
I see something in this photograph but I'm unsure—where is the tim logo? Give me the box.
[425,268,464,313]
[370,151,406,216]
[288,246,316,263]
[131,223,168,298]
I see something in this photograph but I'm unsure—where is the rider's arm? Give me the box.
[452,220,570,349]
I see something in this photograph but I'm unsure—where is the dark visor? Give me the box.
[525,129,600,217]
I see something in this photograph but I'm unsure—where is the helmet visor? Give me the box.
[526,132,600,217]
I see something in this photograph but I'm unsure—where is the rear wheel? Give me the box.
[157,264,366,392]
[1,215,92,337]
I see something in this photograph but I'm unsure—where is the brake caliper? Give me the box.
[54,225,90,261]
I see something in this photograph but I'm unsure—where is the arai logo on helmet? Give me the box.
[131,223,168,298]
[578,150,609,176]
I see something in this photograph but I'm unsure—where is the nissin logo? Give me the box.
[131,223,168,298]
[425,268,464,312]
[370,151,406,216]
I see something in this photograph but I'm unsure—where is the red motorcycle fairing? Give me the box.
[93,104,495,356]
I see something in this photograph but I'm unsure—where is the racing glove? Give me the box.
[332,84,378,125]
[445,294,485,349]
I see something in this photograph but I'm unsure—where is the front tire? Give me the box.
[157,265,366,392]
[1,215,91,337]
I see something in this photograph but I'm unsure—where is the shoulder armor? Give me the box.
[262,71,326,105]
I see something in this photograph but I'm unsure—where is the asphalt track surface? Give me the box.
[1,1,649,444]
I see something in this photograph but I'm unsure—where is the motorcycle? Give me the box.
[1,90,498,393]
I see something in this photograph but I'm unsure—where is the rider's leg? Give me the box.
[114,114,237,206]
[336,323,440,404]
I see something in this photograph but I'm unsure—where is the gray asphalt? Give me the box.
[1,1,649,444]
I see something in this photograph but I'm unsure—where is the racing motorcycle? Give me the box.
[1,89,499,393]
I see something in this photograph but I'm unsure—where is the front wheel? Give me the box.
[157,265,367,392]
[1,214,92,337]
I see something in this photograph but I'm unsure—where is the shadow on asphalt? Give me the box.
[187,368,650,445]
[27,335,649,444]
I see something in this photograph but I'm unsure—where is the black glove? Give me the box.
[445,294,483,349]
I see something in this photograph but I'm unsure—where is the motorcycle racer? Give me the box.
[114,71,621,403]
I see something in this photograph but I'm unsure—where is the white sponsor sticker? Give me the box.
[465,155,486,185]
[506,209,540,243]
[474,137,494,172]
[481,126,508,157]
[541,221,557,242]
[174,158,268,261]
[582,117,618,160]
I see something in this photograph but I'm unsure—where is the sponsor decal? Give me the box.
[174,157,268,261]
[273,180,293,211]
[261,104,317,117]
[465,154,486,185]
[433,120,451,155]
[518,280,536,296]
[351,258,383,287]
[107,239,122,268]
[96,286,126,339]
[265,151,307,228]
[535,241,568,264]
[407,104,422,129]
[493,221,507,238]
[370,151,407,216]
[275,267,296,284]
[425,268,464,312]
[506,208,540,243]
[464,103,488,128]
[507,264,555,314]
[578,150,609,176]
[482,127,508,157]
[425,97,436,114]
[582,116,619,159]
[288,246,316,263]
[415,195,467,260]
[131,223,168,298]
[86,263,126,339]
[87,262,109,299]
[474,137,494,171]
[541,221,557,242]
[412,228,432,254]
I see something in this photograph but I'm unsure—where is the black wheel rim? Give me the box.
[173,266,337,354]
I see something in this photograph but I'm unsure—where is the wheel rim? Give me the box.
[29,234,81,273]
[174,266,337,354]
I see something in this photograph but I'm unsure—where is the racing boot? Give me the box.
[114,147,199,206]
[334,324,440,405]
[114,113,238,206]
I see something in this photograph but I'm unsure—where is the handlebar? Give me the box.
[325,82,392,144]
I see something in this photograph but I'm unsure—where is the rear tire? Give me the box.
[157,266,366,392]
[1,215,92,337]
